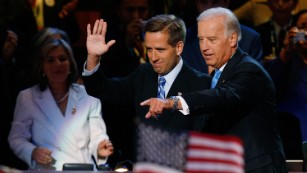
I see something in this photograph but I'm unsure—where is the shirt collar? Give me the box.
[159,58,183,95]
[161,58,183,82]
[217,50,236,72]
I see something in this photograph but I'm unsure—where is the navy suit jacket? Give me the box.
[182,49,287,172]
[182,24,263,73]
[83,62,211,131]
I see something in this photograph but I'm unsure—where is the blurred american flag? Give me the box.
[134,124,244,173]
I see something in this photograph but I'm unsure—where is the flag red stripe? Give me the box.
[185,131,244,173]
[187,148,244,164]
[189,132,243,144]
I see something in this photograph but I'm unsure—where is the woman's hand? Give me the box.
[32,147,53,165]
[280,27,307,63]
[283,27,299,50]
[97,140,114,158]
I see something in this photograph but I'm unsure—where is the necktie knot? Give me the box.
[211,69,222,88]
[157,77,166,99]
[159,77,166,86]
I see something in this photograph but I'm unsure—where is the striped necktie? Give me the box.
[157,77,166,99]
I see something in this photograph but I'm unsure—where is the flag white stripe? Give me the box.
[189,136,243,154]
[134,162,182,173]
[187,149,244,165]
[186,162,244,173]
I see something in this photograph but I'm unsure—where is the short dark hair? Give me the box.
[144,14,186,47]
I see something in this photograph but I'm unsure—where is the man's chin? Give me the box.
[204,61,213,67]
[153,68,163,75]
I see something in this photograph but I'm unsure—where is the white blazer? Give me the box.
[8,84,109,170]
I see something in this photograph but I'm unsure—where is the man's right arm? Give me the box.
[82,60,100,76]
[85,18,115,71]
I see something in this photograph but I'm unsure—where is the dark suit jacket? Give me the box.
[256,21,279,62]
[182,24,263,73]
[182,48,287,173]
[256,19,292,61]
[83,62,211,131]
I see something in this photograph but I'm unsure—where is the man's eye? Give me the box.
[46,58,54,63]
[209,38,215,42]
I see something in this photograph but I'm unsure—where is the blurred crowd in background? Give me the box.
[0,0,307,171]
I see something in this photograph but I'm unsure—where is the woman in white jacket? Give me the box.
[8,38,113,170]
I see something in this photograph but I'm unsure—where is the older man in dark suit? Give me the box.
[142,7,287,173]
[182,0,263,74]
[82,15,211,161]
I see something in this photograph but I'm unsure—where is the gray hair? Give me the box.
[197,7,241,42]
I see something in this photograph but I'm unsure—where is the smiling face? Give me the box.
[43,46,71,85]
[145,30,182,75]
[197,15,237,69]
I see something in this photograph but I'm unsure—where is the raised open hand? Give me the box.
[86,19,116,60]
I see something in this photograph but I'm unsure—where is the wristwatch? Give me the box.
[170,96,179,110]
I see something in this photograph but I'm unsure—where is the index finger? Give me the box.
[140,99,151,106]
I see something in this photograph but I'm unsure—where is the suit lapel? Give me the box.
[61,85,86,148]
[140,69,159,100]
[159,64,189,126]
[34,87,65,130]
[167,64,189,97]
[217,48,245,87]
[66,86,81,118]
[34,85,82,149]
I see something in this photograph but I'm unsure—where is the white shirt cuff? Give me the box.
[82,62,100,76]
[177,96,190,115]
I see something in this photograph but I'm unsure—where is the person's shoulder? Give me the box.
[180,63,211,88]
[72,83,100,101]
[19,84,39,95]
[237,51,266,72]
[135,63,154,73]
[230,49,258,67]
[72,83,90,95]
[186,24,198,40]
[16,85,40,102]
[255,21,270,31]
[139,62,152,69]
[240,24,259,36]
[183,62,210,79]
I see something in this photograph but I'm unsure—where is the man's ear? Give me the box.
[176,41,184,55]
[230,32,238,47]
